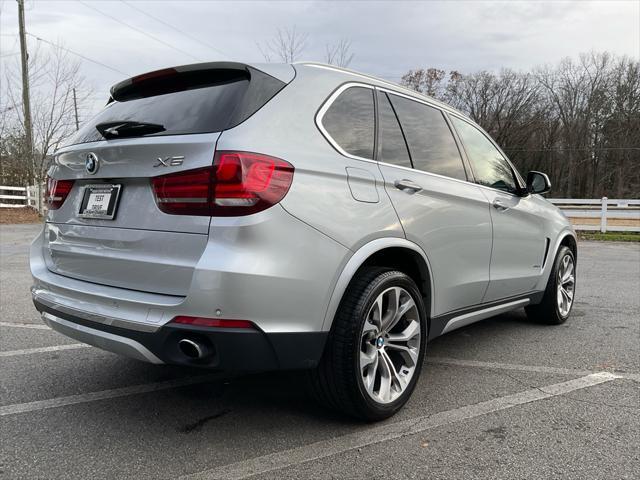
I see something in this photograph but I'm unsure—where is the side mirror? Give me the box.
[526,171,551,195]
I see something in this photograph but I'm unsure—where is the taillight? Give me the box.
[151,151,294,216]
[152,167,212,216]
[212,151,294,216]
[45,176,74,210]
[170,316,256,329]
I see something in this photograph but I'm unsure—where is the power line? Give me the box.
[26,32,130,77]
[120,0,227,60]
[78,0,201,62]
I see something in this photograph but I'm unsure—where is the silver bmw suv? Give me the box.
[30,62,577,420]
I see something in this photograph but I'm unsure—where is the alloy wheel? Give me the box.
[557,254,575,317]
[359,286,421,404]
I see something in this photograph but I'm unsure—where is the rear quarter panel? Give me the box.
[215,66,404,252]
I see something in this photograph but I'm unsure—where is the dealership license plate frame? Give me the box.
[78,184,122,220]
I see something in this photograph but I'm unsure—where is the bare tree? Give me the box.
[536,53,615,197]
[400,68,446,98]
[259,27,308,63]
[603,57,640,197]
[1,42,93,184]
[325,38,354,68]
[399,52,640,198]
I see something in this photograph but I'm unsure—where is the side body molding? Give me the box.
[322,238,434,331]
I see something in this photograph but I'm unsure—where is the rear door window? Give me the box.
[321,86,375,159]
[377,92,412,168]
[389,94,467,181]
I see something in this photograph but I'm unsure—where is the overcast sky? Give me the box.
[1,0,639,120]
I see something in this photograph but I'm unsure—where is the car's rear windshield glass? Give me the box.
[67,67,285,146]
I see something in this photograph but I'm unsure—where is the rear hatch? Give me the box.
[44,62,289,296]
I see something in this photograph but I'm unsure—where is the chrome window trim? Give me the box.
[315,82,376,162]
[316,81,527,199]
[376,86,455,116]
[303,63,461,117]
[318,86,494,190]
[374,158,476,187]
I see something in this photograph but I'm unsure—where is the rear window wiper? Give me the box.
[95,121,166,139]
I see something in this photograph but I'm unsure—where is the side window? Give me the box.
[389,94,467,180]
[322,86,375,159]
[377,92,411,168]
[451,117,519,194]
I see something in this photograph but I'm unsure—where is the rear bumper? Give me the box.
[41,311,163,364]
[30,205,347,370]
[32,204,349,334]
[34,299,328,370]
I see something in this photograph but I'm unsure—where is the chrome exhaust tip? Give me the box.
[178,338,206,359]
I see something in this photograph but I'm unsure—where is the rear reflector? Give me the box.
[170,316,256,329]
[151,151,294,216]
[45,177,74,210]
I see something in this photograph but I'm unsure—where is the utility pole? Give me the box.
[72,88,79,130]
[17,0,35,181]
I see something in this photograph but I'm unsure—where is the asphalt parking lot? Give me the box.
[1,223,638,480]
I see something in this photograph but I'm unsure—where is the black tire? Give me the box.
[308,267,427,421]
[525,246,576,325]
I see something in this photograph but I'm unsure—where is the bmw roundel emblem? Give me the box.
[85,152,99,175]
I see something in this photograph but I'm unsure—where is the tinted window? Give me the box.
[389,94,466,180]
[377,92,411,168]
[322,87,375,159]
[68,68,285,146]
[451,117,519,194]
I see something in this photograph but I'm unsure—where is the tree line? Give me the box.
[1,37,637,199]
[400,52,639,198]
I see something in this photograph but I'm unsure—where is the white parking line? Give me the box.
[0,321,49,330]
[0,344,90,357]
[427,356,640,382]
[179,372,620,480]
[0,374,222,417]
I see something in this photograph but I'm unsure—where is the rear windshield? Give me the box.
[68,67,285,146]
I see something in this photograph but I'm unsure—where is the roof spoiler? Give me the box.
[110,62,295,102]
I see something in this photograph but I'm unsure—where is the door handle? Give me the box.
[492,199,509,211]
[394,179,423,193]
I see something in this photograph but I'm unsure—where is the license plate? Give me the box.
[78,184,122,220]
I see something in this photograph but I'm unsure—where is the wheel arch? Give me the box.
[559,232,578,261]
[534,228,578,292]
[322,238,434,332]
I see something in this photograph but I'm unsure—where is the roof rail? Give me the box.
[295,62,465,116]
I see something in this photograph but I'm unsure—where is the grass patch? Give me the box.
[578,231,640,242]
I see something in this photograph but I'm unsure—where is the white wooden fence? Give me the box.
[549,198,640,233]
[0,184,638,232]
[0,184,44,213]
